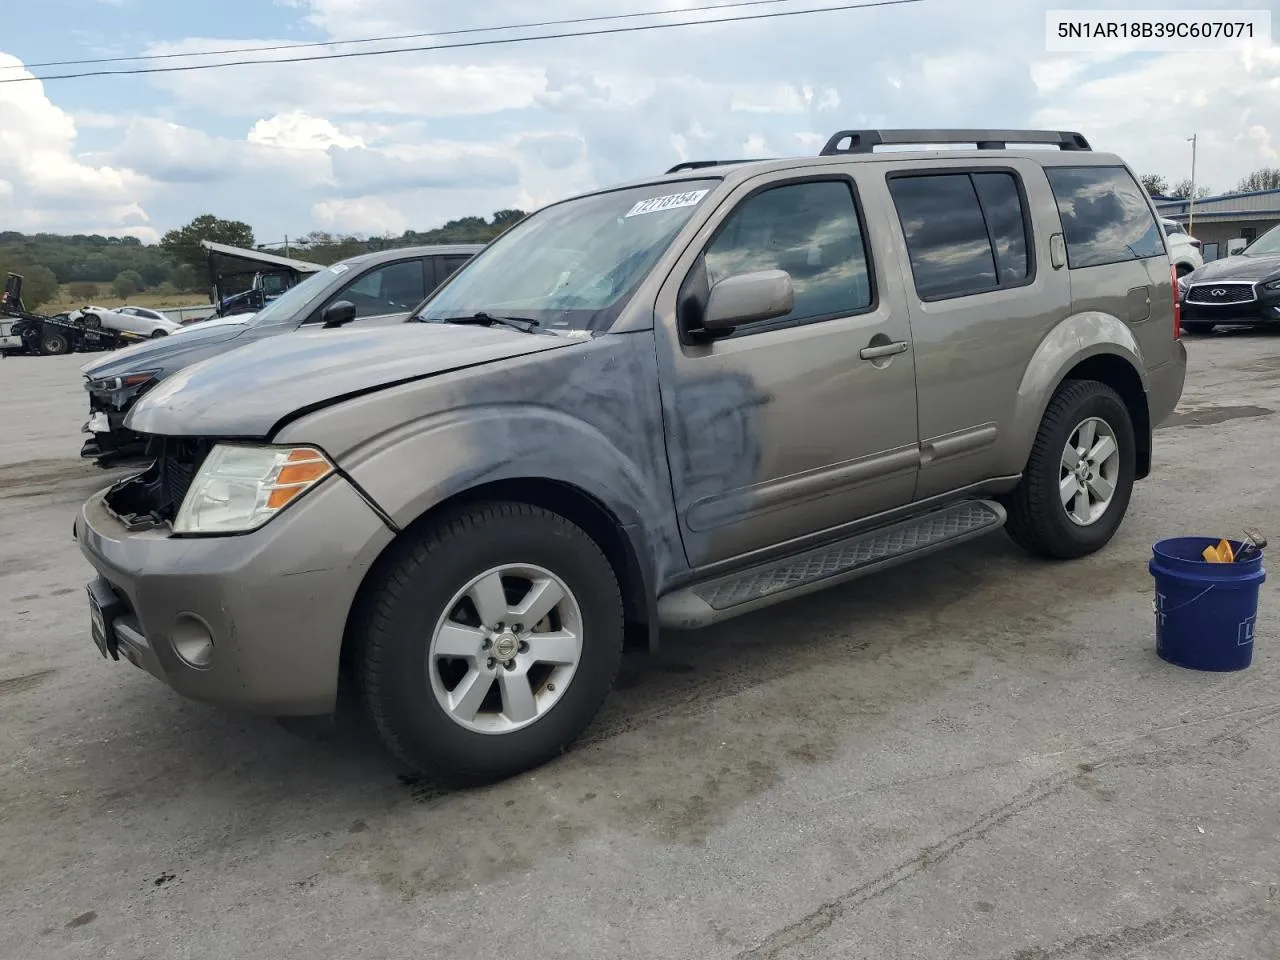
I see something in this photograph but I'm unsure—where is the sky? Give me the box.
[1,0,1278,245]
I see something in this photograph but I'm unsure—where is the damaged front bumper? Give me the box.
[75,464,395,716]
[81,374,157,464]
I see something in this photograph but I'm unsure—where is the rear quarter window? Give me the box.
[1044,166,1165,268]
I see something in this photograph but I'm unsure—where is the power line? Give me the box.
[1,0,927,84]
[4,0,831,71]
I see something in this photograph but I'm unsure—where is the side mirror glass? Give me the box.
[321,300,358,328]
[703,269,795,330]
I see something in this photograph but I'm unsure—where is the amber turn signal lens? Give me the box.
[265,449,333,510]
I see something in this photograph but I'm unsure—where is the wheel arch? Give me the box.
[1059,353,1151,479]
[340,476,660,682]
[1011,313,1152,480]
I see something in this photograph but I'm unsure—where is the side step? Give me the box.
[657,499,1007,629]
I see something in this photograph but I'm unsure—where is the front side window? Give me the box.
[336,260,427,319]
[889,171,1032,301]
[416,180,719,332]
[1044,165,1164,268]
[701,179,873,330]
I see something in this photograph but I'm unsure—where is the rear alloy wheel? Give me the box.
[356,501,624,785]
[41,331,70,355]
[1004,379,1136,560]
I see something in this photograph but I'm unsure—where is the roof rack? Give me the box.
[665,159,769,174]
[819,129,1092,155]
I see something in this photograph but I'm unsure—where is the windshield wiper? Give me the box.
[438,312,541,333]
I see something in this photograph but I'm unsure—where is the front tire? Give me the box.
[150,329,168,338]
[1004,380,1136,560]
[355,501,624,785]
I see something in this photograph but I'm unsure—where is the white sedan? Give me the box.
[72,305,182,338]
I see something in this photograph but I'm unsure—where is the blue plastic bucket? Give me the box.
[1149,537,1266,672]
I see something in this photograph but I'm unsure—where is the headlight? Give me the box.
[1264,279,1280,292]
[1176,275,1190,297]
[174,444,334,535]
[85,369,160,392]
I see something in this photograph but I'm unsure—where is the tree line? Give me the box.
[1139,166,1280,200]
[0,209,527,311]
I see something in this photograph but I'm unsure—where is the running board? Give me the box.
[658,499,1007,629]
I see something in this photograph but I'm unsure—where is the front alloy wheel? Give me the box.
[356,501,624,785]
[429,564,584,735]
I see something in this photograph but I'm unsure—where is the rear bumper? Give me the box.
[75,474,395,716]
[1148,340,1187,430]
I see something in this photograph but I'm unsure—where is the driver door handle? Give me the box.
[860,340,910,361]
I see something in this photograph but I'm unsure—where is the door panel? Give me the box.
[653,173,920,568]
[881,159,1073,500]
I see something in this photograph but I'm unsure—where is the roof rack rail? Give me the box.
[819,129,1092,156]
[664,159,769,174]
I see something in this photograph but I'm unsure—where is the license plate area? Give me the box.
[86,578,124,660]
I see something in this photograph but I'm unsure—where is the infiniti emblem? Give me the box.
[1211,288,1227,296]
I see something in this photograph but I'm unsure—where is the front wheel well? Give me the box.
[340,478,653,679]
[1058,354,1151,479]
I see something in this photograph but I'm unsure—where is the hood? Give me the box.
[126,322,583,437]
[80,320,250,379]
[1187,252,1280,283]
[174,314,253,333]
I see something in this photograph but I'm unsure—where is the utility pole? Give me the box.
[1187,134,1198,234]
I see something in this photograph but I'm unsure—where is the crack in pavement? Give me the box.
[735,702,1280,960]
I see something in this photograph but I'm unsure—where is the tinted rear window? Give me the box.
[1044,166,1164,268]
[888,170,1033,301]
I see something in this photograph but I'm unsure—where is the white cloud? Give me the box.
[1031,45,1280,194]
[0,54,154,238]
[248,111,365,150]
[312,196,409,234]
[9,0,1280,244]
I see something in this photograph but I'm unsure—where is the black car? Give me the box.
[79,243,483,465]
[1179,223,1280,333]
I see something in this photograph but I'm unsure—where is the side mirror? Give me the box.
[703,269,795,331]
[321,300,358,328]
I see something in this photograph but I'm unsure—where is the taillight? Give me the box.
[1171,264,1182,340]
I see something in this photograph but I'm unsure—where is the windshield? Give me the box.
[414,179,720,331]
[1243,223,1280,256]
[245,266,342,327]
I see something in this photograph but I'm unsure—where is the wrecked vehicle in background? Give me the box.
[202,240,326,318]
[79,243,483,465]
[1,274,146,356]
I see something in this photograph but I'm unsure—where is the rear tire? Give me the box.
[355,501,624,785]
[40,331,70,355]
[1003,380,1136,560]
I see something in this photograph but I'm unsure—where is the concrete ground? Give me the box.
[2,335,1279,960]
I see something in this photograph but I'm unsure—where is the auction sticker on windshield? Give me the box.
[625,190,710,218]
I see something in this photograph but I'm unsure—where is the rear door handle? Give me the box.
[860,340,910,361]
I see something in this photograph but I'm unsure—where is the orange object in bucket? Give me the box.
[1202,539,1235,564]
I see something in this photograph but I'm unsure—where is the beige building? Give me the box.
[1156,189,1280,261]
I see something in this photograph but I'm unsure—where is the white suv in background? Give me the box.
[1162,217,1204,276]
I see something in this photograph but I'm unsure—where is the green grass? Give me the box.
[45,286,210,313]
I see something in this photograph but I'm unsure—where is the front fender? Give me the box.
[337,403,688,588]
[1004,311,1147,471]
